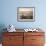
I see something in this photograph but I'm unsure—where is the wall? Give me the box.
[0,0,46,43]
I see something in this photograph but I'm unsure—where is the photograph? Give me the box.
[17,7,35,22]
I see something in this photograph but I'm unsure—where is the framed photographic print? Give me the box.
[17,7,35,22]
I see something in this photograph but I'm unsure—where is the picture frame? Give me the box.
[17,7,35,22]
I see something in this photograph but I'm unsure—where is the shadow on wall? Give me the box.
[0,24,7,43]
